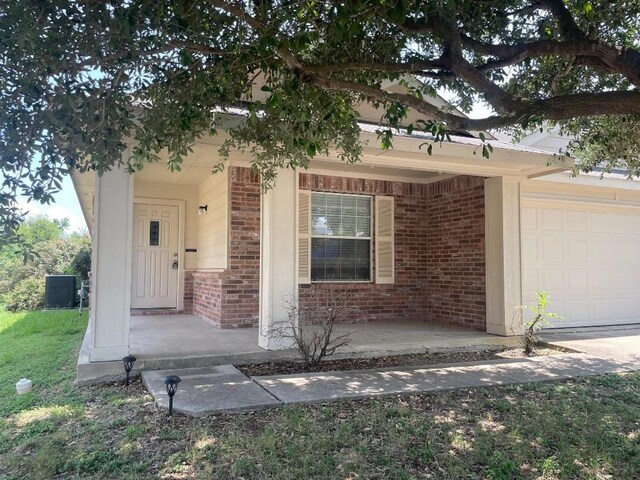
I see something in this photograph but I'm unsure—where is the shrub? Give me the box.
[69,243,91,281]
[513,291,561,356]
[268,290,354,367]
[4,277,45,312]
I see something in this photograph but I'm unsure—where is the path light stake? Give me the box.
[164,375,181,416]
[122,356,136,386]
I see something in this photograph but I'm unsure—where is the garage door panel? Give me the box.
[564,210,588,232]
[567,268,588,291]
[590,298,613,322]
[566,239,587,262]
[590,212,610,233]
[522,207,538,230]
[566,299,590,324]
[542,269,564,291]
[541,238,563,262]
[522,267,540,295]
[522,199,640,328]
[589,238,612,262]
[521,237,538,262]
[541,208,563,231]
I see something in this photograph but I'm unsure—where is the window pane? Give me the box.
[311,238,370,281]
[149,221,160,246]
[311,192,371,238]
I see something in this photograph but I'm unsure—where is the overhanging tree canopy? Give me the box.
[1,0,639,237]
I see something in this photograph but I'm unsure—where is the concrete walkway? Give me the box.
[542,326,640,364]
[141,351,640,416]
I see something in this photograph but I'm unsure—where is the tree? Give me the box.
[1,0,639,235]
[0,215,90,311]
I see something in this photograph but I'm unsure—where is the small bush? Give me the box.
[268,290,354,367]
[4,278,45,312]
[513,291,561,356]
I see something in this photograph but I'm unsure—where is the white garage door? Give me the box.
[522,198,640,328]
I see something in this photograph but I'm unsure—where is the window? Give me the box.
[149,220,160,246]
[310,192,372,281]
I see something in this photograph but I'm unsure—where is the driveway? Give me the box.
[542,326,640,367]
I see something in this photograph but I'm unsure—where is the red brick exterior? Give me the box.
[298,174,431,323]
[298,173,485,329]
[425,176,486,330]
[183,270,194,314]
[190,168,486,331]
[191,167,261,328]
[192,271,223,325]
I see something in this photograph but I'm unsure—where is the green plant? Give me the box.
[3,277,45,312]
[513,291,561,356]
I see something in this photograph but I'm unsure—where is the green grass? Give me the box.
[1,308,639,479]
[0,308,87,417]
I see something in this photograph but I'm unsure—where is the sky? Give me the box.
[20,175,87,234]
[27,93,494,234]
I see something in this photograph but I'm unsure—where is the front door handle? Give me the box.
[172,260,178,269]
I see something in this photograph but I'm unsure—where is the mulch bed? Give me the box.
[235,346,567,377]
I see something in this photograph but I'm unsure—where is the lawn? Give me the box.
[1,309,639,479]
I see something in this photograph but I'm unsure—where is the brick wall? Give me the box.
[298,173,486,330]
[426,176,486,330]
[183,271,194,313]
[191,168,486,331]
[222,167,261,328]
[191,167,260,328]
[192,271,223,325]
[299,173,431,323]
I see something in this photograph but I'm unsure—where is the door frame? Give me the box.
[132,197,186,311]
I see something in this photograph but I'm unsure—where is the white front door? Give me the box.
[131,203,180,308]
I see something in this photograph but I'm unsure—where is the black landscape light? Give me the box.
[164,375,181,416]
[122,355,136,386]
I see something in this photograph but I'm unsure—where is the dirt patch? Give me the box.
[236,346,568,377]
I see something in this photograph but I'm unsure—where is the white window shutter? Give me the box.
[375,195,395,284]
[298,189,311,284]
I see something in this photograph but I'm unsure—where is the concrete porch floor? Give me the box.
[78,314,520,385]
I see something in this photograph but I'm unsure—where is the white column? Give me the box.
[89,167,134,361]
[258,169,298,350]
[485,176,523,336]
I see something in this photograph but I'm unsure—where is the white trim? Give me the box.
[89,345,129,362]
[133,196,186,311]
[307,166,458,185]
[522,193,640,210]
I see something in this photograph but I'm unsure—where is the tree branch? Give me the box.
[461,36,640,86]
[302,59,447,74]
[538,0,587,40]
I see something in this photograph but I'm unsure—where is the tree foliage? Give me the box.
[1,0,639,234]
[0,215,90,311]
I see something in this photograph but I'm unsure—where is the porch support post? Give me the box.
[89,166,134,361]
[485,176,523,336]
[258,168,298,350]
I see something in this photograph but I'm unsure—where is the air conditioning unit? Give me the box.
[44,275,77,309]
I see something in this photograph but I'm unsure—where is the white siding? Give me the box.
[198,170,229,270]
[134,181,199,270]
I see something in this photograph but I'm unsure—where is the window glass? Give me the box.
[149,220,160,246]
[311,193,371,281]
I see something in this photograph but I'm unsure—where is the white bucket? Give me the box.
[16,378,33,395]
